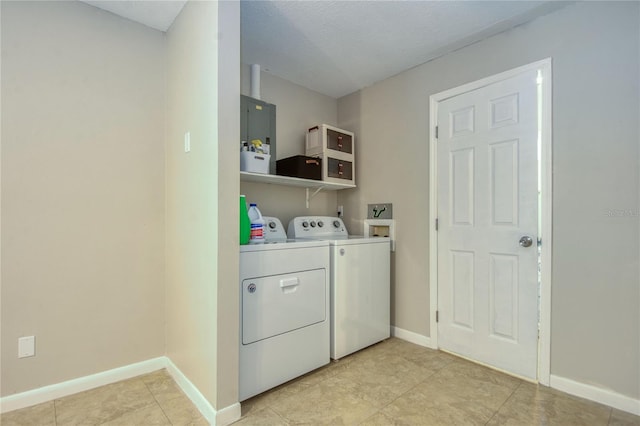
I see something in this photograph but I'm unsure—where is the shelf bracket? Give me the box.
[306,187,325,208]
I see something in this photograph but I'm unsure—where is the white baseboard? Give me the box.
[388,328,639,416]
[215,402,242,426]
[165,358,240,426]
[391,326,435,349]
[0,357,166,414]
[164,358,218,424]
[550,374,640,416]
[1,357,242,425]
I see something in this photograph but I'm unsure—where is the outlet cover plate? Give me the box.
[367,203,392,219]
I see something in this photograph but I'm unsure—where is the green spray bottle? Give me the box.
[239,195,251,245]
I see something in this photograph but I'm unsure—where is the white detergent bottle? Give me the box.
[248,203,266,244]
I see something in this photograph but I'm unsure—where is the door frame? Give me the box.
[428,58,553,385]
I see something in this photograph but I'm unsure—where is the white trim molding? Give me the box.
[428,58,553,385]
[550,375,640,416]
[391,326,435,349]
[0,357,242,426]
[0,357,166,414]
[215,402,242,426]
[428,97,439,351]
[165,358,216,425]
[164,358,241,426]
[536,59,553,386]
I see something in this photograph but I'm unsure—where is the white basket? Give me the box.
[241,152,270,174]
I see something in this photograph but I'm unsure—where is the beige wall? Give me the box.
[1,1,166,396]
[165,0,222,407]
[1,0,241,411]
[240,67,339,225]
[3,0,636,410]
[338,1,639,399]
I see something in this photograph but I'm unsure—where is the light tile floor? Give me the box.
[238,338,640,425]
[1,369,208,426]
[2,338,639,425]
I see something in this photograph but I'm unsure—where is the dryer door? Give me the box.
[242,268,326,345]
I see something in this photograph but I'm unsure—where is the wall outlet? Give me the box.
[337,205,344,218]
[367,203,393,219]
[18,336,35,358]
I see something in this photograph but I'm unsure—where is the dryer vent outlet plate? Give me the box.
[367,203,392,219]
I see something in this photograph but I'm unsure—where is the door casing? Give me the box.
[428,58,552,385]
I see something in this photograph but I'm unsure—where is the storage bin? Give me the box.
[306,124,354,157]
[241,152,271,174]
[276,155,322,180]
[305,124,355,185]
[326,156,353,181]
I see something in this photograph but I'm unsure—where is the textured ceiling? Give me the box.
[81,1,187,32]
[81,0,567,98]
[241,1,566,98]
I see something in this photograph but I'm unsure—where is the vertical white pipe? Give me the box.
[250,64,261,100]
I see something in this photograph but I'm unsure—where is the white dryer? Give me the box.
[288,216,390,359]
[239,217,330,401]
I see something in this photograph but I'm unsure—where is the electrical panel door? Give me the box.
[241,95,276,174]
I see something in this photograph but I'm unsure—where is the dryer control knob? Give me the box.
[302,221,309,228]
[318,221,324,228]
[333,220,341,228]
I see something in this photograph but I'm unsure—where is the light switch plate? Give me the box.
[367,203,392,219]
[18,336,35,358]
[184,132,191,153]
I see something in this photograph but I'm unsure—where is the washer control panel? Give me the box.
[288,216,348,239]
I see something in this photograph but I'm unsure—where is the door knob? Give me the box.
[519,236,533,248]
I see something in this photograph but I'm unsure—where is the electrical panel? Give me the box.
[241,95,276,174]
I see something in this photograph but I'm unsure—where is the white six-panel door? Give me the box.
[437,69,539,379]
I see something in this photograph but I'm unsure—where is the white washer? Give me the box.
[239,217,330,401]
[288,216,390,359]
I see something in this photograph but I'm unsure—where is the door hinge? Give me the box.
[436,310,439,323]
[435,218,439,231]
[435,125,439,139]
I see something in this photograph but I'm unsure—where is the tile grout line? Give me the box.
[355,356,445,425]
[141,377,174,425]
[266,347,390,424]
[483,380,523,426]
[268,386,313,422]
[357,408,384,425]
[54,398,59,426]
[268,406,291,425]
[265,367,335,423]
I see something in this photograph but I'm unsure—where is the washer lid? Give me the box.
[240,239,329,252]
[331,236,391,246]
